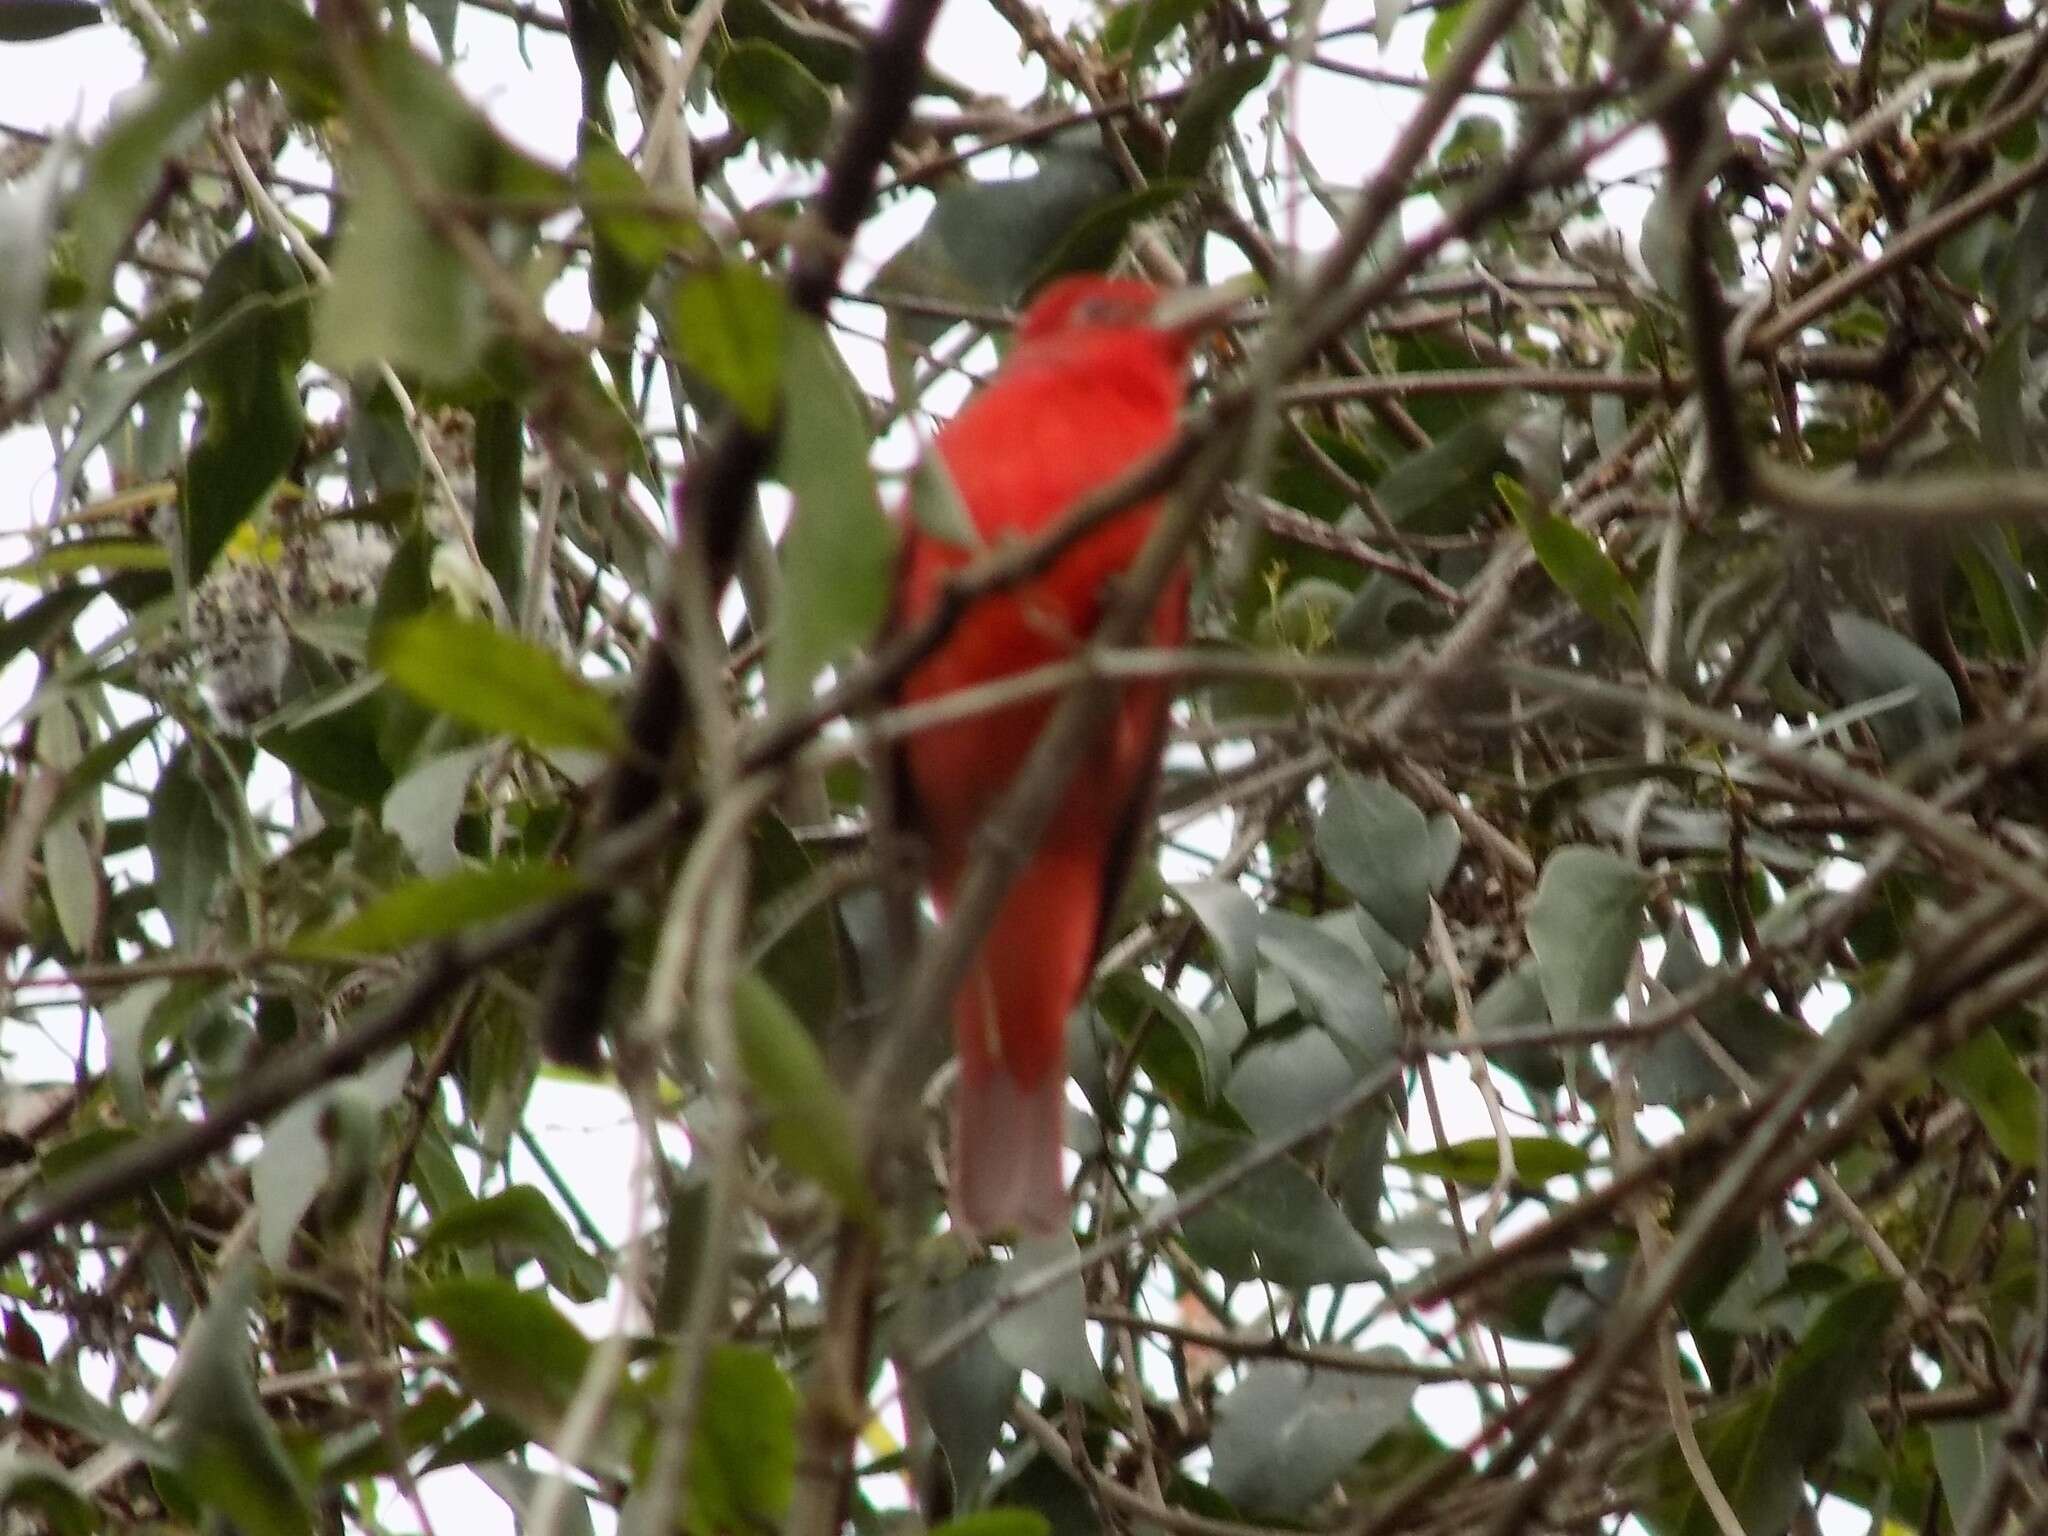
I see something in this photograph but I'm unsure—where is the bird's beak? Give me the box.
[1151,273,1261,337]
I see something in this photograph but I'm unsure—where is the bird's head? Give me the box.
[1014,274,1254,370]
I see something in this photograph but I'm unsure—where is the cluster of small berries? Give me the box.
[135,507,393,735]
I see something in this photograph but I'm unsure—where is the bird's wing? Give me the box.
[1086,566,1191,966]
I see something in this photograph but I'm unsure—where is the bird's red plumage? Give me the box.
[891,275,1200,1239]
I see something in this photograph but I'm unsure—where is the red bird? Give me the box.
[891,274,1241,1238]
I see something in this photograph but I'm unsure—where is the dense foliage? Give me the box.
[2,0,2046,1532]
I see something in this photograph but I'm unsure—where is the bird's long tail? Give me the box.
[947,846,1102,1240]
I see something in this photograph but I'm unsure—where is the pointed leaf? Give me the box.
[371,611,625,752]
[1172,879,1259,1019]
[1934,1028,2042,1169]
[1810,611,1962,761]
[1166,54,1274,178]
[147,743,232,947]
[904,1266,1017,1505]
[671,262,786,430]
[991,1233,1108,1405]
[415,1279,617,1449]
[1525,846,1647,1026]
[1498,474,1639,640]
[683,1346,798,1536]
[1315,772,1442,950]
[169,1263,312,1536]
[1258,909,1395,1069]
[1169,1134,1385,1287]
[732,971,879,1221]
[1211,1360,1416,1516]
[181,236,311,580]
[767,318,895,709]
[418,1186,609,1301]
[1392,1136,1590,1186]
[318,39,568,381]
[716,39,832,156]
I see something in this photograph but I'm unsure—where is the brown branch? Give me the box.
[0,890,603,1263]
[538,0,953,1069]
[1751,147,2048,351]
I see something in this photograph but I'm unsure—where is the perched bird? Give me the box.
[890,274,1242,1238]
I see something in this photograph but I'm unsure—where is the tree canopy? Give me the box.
[1,0,2045,1532]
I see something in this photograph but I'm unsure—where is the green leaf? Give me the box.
[1170,1134,1386,1287]
[419,1186,609,1301]
[1374,410,1508,529]
[732,971,879,1222]
[0,1360,171,1468]
[250,1050,411,1263]
[1638,918,1811,1106]
[578,122,700,323]
[1664,1280,1901,1536]
[170,1263,312,1536]
[383,742,491,878]
[682,1345,798,1536]
[715,39,833,157]
[1497,474,1639,640]
[0,0,101,40]
[990,1233,1108,1406]
[37,705,99,955]
[147,743,233,947]
[1934,1028,2042,1168]
[723,0,866,84]
[1226,1028,1362,1138]
[0,586,96,668]
[1525,845,1647,1026]
[250,1093,329,1265]
[1472,957,1565,1090]
[415,1279,624,1453]
[1955,526,2038,659]
[869,147,1123,361]
[1392,1136,1591,1186]
[0,538,172,582]
[319,1385,468,1483]
[291,861,582,957]
[908,448,982,548]
[472,396,525,617]
[1172,879,1259,1019]
[749,814,846,1026]
[1423,1,1473,78]
[260,677,398,807]
[1103,0,1206,64]
[1809,611,1962,761]
[1033,180,1197,284]
[1315,772,1444,950]
[1211,1359,1416,1516]
[181,235,311,581]
[46,715,158,828]
[1257,908,1395,1069]
[767,317,895,710]
[902,1266,1017,1507]
[1930,1417,2000,1534]
[317,38,569,382]
[671,262,786,430]
[0,1453,93,1536]
[1166,54,1273,178]
[371,610,625,752]
[1096,969,1227,1111]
